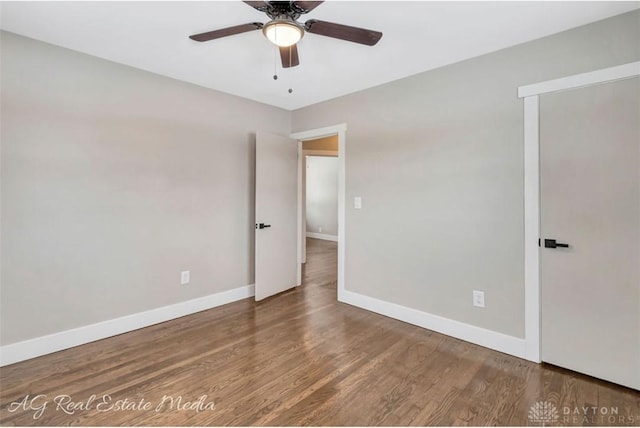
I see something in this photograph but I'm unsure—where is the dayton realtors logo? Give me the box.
[528,401,559,425]
[528,401,635,426]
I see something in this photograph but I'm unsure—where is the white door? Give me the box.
[255,132,299,301]
[540,77,639,390]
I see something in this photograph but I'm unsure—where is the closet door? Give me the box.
[540,77,639,390]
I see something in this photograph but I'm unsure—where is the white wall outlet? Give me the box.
[181,270,190,285]
[318,226,323,233]
[354,196,362,209]
[473,290,485,308]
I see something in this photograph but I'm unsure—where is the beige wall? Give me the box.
[292,10,640,338]
[1,10,638,348]
[0,32,291,345]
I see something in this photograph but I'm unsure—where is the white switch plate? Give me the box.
[354,196,362,209]
[181,271,190,285]
[473,290,485,308]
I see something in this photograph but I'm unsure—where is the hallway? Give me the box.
[301,237,337,290]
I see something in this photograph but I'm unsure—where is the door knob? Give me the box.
[544,238,570,249]
[256,223,271,229]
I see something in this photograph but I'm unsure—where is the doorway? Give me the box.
[291,124,346,301]
[301,136,339,259]
[301,140,339,295]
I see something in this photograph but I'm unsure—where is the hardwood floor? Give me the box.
[1,238,638,426]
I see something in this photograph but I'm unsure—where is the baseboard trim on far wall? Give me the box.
[339,289,527,360]
[306,232,338,242]
[0,284,255,367]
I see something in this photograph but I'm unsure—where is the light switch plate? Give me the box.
[473,290,485,308]
[181,271,190,285]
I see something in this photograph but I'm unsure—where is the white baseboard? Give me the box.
[1,285,528,367]
[339,289,527,360]
[0,284,255,367]
[306,232,338,242]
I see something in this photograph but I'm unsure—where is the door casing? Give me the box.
[291,124,346,300]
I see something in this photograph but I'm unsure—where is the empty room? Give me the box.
[0,1,639,426]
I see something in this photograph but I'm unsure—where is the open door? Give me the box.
[255,132,299,301]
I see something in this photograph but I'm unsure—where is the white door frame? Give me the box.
[518,61,640,363]
[291,124,347,299]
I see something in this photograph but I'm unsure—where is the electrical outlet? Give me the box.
[318,226,322,233]
[473,290,485,308]
[181,271,190,285]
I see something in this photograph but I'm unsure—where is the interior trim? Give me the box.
[291,123,347,301]
[341,290,527,359]
[306,232,338,242]
[0,284,255,367]
[518,61,640,98]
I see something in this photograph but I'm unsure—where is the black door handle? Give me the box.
[256,223,271,229]
[544,238,570,249]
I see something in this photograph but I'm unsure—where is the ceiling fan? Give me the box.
[189,1,383,68]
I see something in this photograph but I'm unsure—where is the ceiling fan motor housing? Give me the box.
[189,1,383,68]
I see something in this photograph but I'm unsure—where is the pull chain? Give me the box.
[273,44,278,80]
[287,45,293,94]
[271,42,294,94]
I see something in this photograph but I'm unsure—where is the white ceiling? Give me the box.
[1,1,638,110]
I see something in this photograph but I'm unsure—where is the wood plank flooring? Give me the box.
[1,238,638,426]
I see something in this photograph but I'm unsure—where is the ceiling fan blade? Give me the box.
[279,44,300,68]
[305,19,382,46]
[292,1,324,13]
[189,23,263,42]
[242,1,269,12]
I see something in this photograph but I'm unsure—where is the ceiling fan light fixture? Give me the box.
[263,19,303,47]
